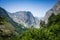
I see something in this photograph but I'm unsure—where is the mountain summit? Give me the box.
[8,11,40,28]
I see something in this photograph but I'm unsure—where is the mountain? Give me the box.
[8,11,40,28]
[0,7,16,36]
[0,7,26,36]
[44,0,60,24]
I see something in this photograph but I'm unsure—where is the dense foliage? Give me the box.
[47,13,60,27]
[0,16,6,25]
[18,25,60,40]
[40,20,45,27]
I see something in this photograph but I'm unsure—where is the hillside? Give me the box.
[0,7,27,36]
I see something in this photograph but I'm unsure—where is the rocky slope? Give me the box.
[8,11,40,28]
[44,0,60,24]
[0,7,26,36]
[0,7,16,36]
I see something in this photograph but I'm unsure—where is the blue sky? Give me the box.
[0,0,57,18]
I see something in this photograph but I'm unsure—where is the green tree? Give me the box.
[40,20,46,27]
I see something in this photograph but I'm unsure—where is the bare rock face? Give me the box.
[8,11,40,28]
[44,0,60,24]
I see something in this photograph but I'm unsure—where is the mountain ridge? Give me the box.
[8,11,40,28]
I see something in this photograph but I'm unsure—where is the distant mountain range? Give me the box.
[44,0,60,24]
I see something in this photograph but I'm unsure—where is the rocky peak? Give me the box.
[44,0,60,24]
[8,11,40,28]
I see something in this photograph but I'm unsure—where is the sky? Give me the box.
[0,0,57,18]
